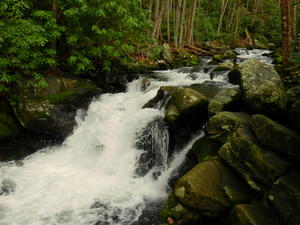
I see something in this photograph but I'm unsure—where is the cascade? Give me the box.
[0,49,272,225]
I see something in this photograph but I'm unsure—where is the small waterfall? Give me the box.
[0,49,271,225]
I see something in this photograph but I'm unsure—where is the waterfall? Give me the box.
[0,49,271,225]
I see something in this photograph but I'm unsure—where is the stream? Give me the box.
[0,49,272,225]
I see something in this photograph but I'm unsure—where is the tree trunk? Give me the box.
[280,0,292,66]
[174,0,182,48]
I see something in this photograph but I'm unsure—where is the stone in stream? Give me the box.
[251,114,300,160]
[236,58,287,113]
[230,201,283,225]
[0,178,16,195]
[14,74,102,138]
[173,159,251,218]
[268,172,300,225]
[208,88,241,115]
[205,111,251,144]
[219,127,289,192]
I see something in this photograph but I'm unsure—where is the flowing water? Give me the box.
[0,49,271,225]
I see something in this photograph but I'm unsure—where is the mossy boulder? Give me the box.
[174,159,250,217]
[208,88,241,114]
[219,127,289,192]
[205,111,251,143]
[287,85,300,106]
[14,75,101,137]
[161,191,201,225]
[214,61,234,72]
[231,202,283,225]
[290,99,300,131]
[173,87,208,113]
[268,172,300,225]
[238,59,287,113]
[251,114,300,160]
[143,86,176,109]
[188,136,220,162]
[190,81,224,100]
[0,104,21,140]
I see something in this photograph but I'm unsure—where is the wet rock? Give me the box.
[268,172,300,225]
[188,136,220,162]
[290,99,300,131]
[143,86,175,109]
[251,114,300,160]
[190,81,225,100]
[238,59,287,113]
[219,128,289,192]
[0,178,16,195]
[231,201,283,225]
[213,61,234,72]
[173,87,208,114]
[174,159,250,217]
[208,88,241,114]
[205,111,251,143]
[135,118,169,177]
[161,191,203,225]
[14,75,101,138]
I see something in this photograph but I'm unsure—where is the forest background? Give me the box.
[0,0,299,93]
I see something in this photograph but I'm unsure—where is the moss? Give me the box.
[0,112,21,139]
[190,137,220,162]
[41,90,77,104]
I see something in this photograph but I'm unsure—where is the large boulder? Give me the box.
[208,88,241,114]
[219,128,289,192]
[0,102,21,140]
[174,159,250,217]
[173,87,208,114]
[290,99,300,131]
[251,114,300,160]
[14,75,101,138]
[231,202,283,225]
[268,172,300,225]
[238,59,287,113]
[205,111,251,144]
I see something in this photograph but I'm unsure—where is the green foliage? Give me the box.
[290,52,300,70]
[0,0,151,92]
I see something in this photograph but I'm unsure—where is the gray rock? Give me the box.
[238,59,287,113]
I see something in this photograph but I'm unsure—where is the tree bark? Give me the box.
[280,0,292,66]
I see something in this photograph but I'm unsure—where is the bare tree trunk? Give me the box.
[179,0,187,46]
[186,0,198,46]
[280,0,292,66]
[217,0,229,34]
[174,0,182,48]
[166,0,171,42]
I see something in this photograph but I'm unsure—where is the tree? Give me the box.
[280,0,292,66]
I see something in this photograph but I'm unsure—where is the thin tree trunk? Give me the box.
[174,0,182,48]
[280,0,292,66]
[179,0,187,46]
[217,0,229,34]
[166,0,171,42]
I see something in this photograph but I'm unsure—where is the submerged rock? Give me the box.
[174,159,250,217]
[231,201,283,225]
[0,178,16,195]
[251,114,300,160]
[268,172,300,225]
[238,59,287,113]
[14,75,101,138]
